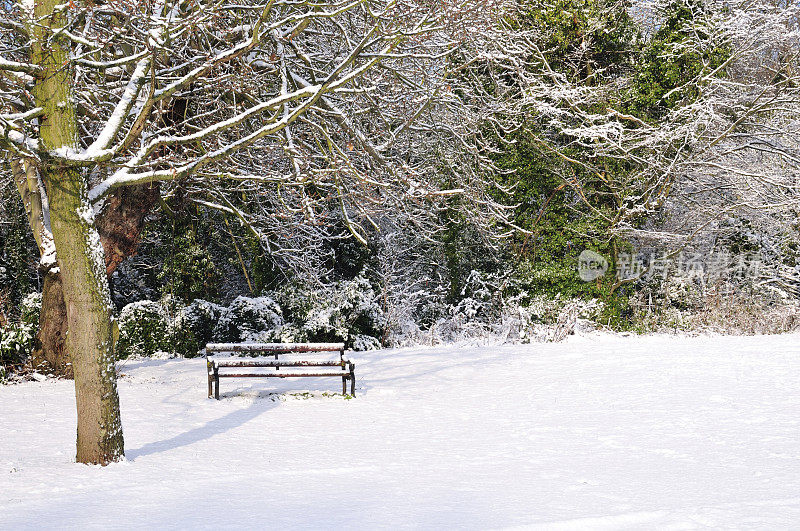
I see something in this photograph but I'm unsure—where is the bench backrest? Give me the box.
[205,342,345,354]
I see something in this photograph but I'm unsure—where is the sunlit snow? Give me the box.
[3,333,800,528]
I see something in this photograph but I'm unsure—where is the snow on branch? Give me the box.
[0,56,41,75]
[2,0,519,266]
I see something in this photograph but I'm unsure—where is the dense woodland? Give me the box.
[3,0,800,463]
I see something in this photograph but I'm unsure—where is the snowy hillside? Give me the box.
[3,333,800,529]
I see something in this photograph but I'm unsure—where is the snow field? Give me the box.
[2,333,800,529]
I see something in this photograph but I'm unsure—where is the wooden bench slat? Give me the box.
[213,360,345,368]
[215,360,344,367]
[219,372,352,378]
[206,342,344,353]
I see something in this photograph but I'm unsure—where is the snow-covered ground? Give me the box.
[3,333,800,529]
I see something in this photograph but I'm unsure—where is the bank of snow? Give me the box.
[3,333,800,529]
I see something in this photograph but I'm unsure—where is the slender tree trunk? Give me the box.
[7,156,71,376]
[33,0,124,464]
[31,272,71,378]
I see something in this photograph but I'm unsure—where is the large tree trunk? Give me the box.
[32,183,159,378]
[33,0,124,464]
[48,170,124,464]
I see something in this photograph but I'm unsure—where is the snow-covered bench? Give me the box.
[205,342,355,399]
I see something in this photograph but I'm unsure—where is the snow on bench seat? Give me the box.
[205,342,354,399]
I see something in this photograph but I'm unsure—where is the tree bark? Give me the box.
[30,272,71,378]
[47,169,125,465]
[33,0,124,464]
[31,183,159,378]
[7,155,71,377]
[96,183,160,276]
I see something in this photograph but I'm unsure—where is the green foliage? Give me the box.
[0,188,38,317]
[439,209,504,303]
[330,236,375,280]
[212,296,283,343]
[116,301,171,359]
[515,0,636,82]
[0,322,36,369]
[491,121,624,305]
[717,218,760,256]
[115,281,384,358]
[158,225,219,304]
[595,289,636,329]
[493,0,730,328]
[171,299,227,357]
[625,0,730,120]
[20,292,42,326]
[248,242,284,294]
[0,292,41,370]
[270,273,384,349]
[466,0,640,324]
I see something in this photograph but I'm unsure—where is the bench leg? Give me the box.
[214,367,220,400]
[207,361,213,398]
[350,363,356,397]
[341,359,347,394]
